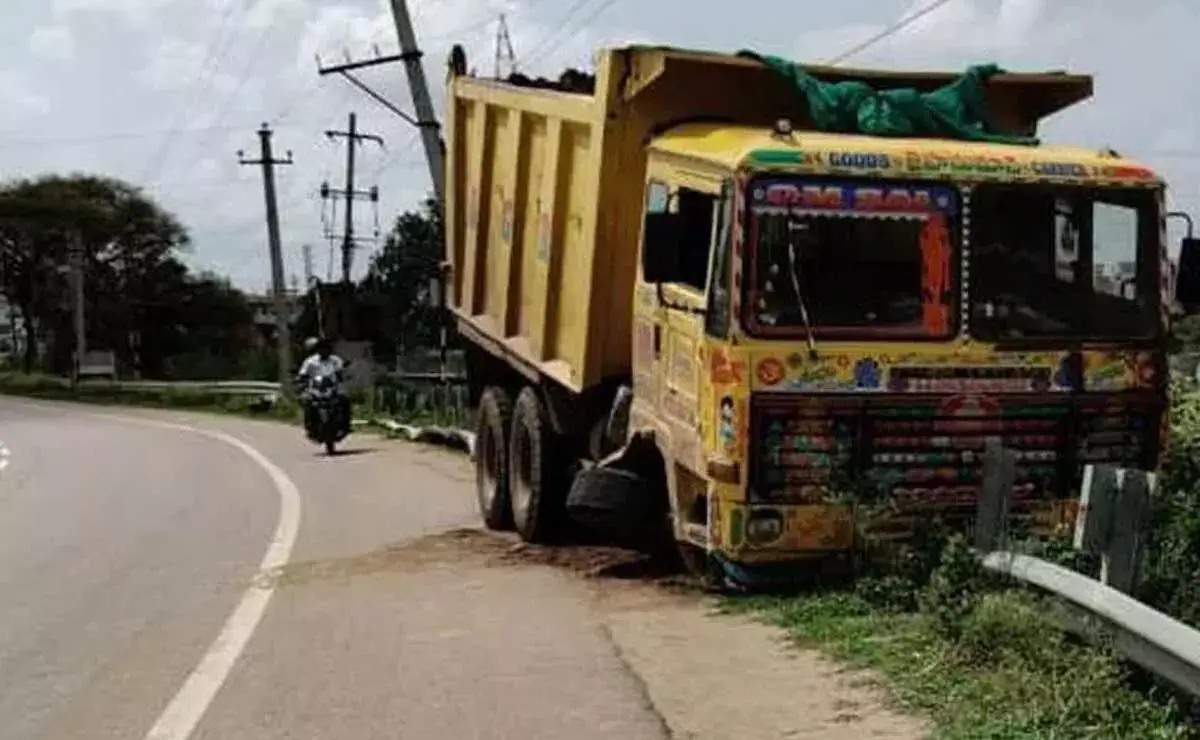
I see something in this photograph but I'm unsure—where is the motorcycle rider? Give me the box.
[296,336,350,436]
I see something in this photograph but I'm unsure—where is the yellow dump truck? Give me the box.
[441,46,1175,586]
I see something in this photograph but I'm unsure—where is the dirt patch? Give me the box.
[273,527,693,589]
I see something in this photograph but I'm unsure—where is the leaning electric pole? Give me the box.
[322,112,384,284]
[238,123,295,392]
[315,0,445,207]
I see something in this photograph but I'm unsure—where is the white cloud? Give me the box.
[29,26,75,62]
[0,71,50,116]
[137,38,211,90]
[244,0,307,31]
[51,0,187,27]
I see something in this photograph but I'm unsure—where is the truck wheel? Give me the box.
[509,386,561,543]
[475,386,513,530]
[566,466,666,550]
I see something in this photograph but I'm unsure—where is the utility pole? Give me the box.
[237,123,294,393]
[69,233,85,386]
[301,243,314,287]
[386,0,444,205]
[314,0,445,207]
[322,113,384,284]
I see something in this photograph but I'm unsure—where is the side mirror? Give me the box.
[1176,237,1200,308]
[641,213,682,283]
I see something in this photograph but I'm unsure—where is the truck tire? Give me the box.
[475,386,513,531]
[509,386,561,543]
[566,466,665,549]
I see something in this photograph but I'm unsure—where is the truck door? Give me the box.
[633,179,722,474]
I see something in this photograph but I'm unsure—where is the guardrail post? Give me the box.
[1073,464,1155,594]
[975,438,1016,552]
[1074,465,1117,552]
[1104,469,1154,594]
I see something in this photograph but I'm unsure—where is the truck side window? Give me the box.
[675,187,716,293]
[646,180,670,214]
[706,181,734,337]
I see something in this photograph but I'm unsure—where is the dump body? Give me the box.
[443,46,1093,394]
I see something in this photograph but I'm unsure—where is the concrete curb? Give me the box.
[356,417,476,457]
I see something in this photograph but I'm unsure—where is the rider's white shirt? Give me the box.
[298,354,345,380]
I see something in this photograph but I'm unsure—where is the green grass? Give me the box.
[726,560,1196,739]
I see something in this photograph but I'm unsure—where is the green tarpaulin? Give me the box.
[738,51,1038,146]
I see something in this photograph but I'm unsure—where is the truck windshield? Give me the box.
[969,185,1159,340]
[744,177,959,339]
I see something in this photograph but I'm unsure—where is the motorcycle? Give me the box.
[302,371,349,454]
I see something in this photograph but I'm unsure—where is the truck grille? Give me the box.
[750,393,1160,513]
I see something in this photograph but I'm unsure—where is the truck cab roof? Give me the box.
[647,122,1163,187]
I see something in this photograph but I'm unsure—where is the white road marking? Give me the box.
[3,400,302,740]
[140,418,301,740]
[0,442,9,472]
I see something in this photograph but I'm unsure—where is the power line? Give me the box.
[827,0,957,64]
[526,0,624,69]
[160,58,360,227]
[521,0,596,67]
[138,2,245,185]
[156,21,282,188]
[0,118,342,149]
[271,17,397,128]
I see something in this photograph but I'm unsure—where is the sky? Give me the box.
[2,0,1199,294]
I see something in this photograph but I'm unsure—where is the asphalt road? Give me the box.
[0,398,668,740]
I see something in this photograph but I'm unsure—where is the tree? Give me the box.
[354,196,448,362]
[0,173,255,377]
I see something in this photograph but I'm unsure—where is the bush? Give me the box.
[920,534,986,640]
[1139,382,1200,628]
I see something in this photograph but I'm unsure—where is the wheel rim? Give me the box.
[512,425,533,525]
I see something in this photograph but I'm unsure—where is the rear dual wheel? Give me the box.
[474,385,563,543]
[475,387,513,530]
[508,387,562,543]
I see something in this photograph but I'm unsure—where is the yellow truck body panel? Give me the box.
[443,46,1097,393]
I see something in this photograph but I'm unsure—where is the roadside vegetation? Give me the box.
[731,538,1196,739]
[729,383,1200,739]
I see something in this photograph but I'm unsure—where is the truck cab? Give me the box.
[633,122,1168,580]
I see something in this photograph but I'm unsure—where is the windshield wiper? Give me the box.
[786,218,819,360]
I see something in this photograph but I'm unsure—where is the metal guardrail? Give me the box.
[982,551,1200,698]
[87,379,282,393]
[975,443,1200,699]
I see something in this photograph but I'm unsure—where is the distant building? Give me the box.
[246,293,302,350]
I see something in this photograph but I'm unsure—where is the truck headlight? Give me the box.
[745,509,785,544]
